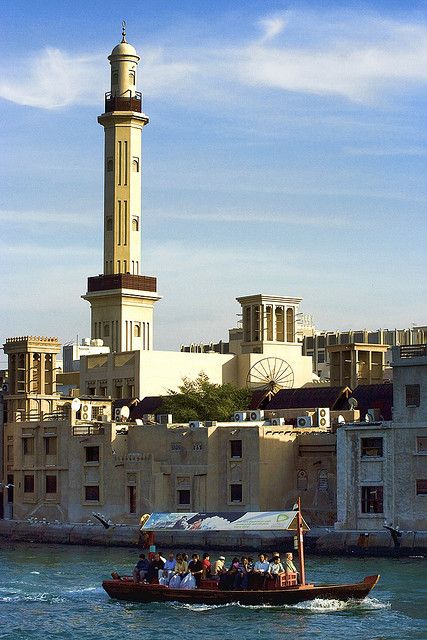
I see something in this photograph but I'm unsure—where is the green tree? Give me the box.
[161,372,252,422]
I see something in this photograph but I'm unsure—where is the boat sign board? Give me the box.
[140,511,309,531]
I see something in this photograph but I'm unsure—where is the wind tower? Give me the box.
[83,23,160,353]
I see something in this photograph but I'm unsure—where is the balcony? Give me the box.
[104,91,142,113]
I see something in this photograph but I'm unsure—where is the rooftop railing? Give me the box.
[104,91,142,113]
[399,344,427,359]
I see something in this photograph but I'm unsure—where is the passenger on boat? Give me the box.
[132,553,150,583]
[233,556,252,590]
[284,553,298,575]
[174,553,189,577]
[146,552,165,583]
[268,556,285,576]
[159,552,177,584]
[188,553,204,587]
[202,552,211,578]
[219,557,240,591]
[211,555,226,579]
[251,553,270,590]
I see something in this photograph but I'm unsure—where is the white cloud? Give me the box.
[0,11,426,109]
[258,16,287,42]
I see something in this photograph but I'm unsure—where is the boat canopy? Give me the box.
[140,511,310,532]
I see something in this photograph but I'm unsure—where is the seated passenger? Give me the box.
[161,552,176,583]
[250,553,269,589]
[267,556,285,585]
[132,553,150,583]
[233,556,251,590]
[284,552,298,579]
[174,553,188,577]
[202,552,211,578]
[146,552,165,584]
[188,553,204,587]
[211,555,226,580]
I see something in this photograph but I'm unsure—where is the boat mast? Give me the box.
[296,496,306,585]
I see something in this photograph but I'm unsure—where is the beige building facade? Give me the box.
[336,344,427,531]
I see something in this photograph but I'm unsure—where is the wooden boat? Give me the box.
[102,574,380,606]
[102,500,380,606]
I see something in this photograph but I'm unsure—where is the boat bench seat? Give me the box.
[278,572,297,587]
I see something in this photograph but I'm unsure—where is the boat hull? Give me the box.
[102,575,379,606]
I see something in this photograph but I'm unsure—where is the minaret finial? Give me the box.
[121,20,127,42]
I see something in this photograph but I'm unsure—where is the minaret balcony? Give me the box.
[104,91,142,113]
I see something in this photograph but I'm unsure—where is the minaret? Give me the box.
[83,25,161,353]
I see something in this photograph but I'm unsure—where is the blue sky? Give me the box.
[0,1,426,360]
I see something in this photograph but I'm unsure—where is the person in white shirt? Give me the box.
[252,553,270,589]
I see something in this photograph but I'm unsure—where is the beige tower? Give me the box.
[3,336,61,421]
[83,26,160,353]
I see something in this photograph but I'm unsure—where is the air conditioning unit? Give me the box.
[142,413,155,424]
[114,407,122,422]
[157,414,173,424]
[205,420,217,427]
[249,410,264,421]
[189,420,202,430]
[367,408,380,422]
[234,411,247,422]
[1,383,8,393]
[316,407,330,430]
[81,403,92,421]
[271,417,285,426]
[297,415,313,428]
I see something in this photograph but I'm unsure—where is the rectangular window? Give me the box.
[406,384,420,407]
[7,444,13,462]
[85,446,99,463]
[44,437,57,455]
[416,480,427,495]
[128,486,136,513]
[85,486,100,501]
[24,475,35,493]
[230,440,242,458]
[45,475,57,494]
[22,437,34,455]
[177,489,190,505]
[416,437,427,454]
[230,484,243,503]
[361,437,383,458]
[361,486,383,514]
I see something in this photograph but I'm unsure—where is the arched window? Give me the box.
[132,216,139,231]
[112,71,118,85]
[103,324,110,337]
[107,158,113,172]
[132,157,139,172]
[134,324,141,338]
[106,217,113,231]
[129,70,135,85]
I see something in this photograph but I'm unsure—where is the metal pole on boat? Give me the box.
[296,496,306,586]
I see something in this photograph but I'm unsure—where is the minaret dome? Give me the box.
[108,25,140,98]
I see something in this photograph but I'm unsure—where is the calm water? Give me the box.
[0,542,426,640]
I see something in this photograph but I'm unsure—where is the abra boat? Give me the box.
[102,500,380,606]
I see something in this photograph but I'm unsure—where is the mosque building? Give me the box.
[78,27,314,400]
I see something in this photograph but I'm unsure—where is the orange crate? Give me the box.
[279,572,297,587]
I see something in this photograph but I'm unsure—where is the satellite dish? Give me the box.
[348,397,358,410]
[120,406,130,419]
[71,398,81,412]
[337,415,346,424]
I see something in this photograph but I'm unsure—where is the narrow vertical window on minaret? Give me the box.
[118,141,122,185]
[124,141,128,185]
